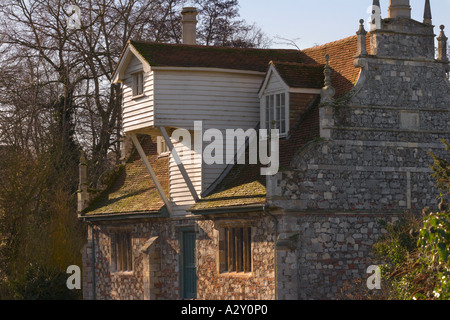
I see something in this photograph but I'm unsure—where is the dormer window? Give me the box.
[265,92,287,136]
[132,72,144,97]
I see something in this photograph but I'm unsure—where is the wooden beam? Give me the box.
[129,133,173,215]
[159,127,200,202]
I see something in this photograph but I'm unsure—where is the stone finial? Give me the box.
[437,25,448,62]
[320,55,335,104]
[356,19,368,56]
[77,150,90,213]
[423,0,432,25]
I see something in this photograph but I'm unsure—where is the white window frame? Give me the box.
[263,91,289,137]
[132,71,144,98]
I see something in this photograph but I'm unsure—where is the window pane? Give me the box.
[127,233,132,271]
[245,228,251,273]
[281,93,285,106]
[132,76,137,96]
[237,228,243,272]
[222,227,252,274]
[224,228,229,272]
[139,73,144,95]
[231,228,236,272]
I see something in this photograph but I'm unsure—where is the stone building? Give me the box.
[78,0,449,300]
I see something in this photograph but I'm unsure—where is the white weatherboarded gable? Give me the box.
[153,68,265,194]
[120,55,155,132]
[258,65,289,98]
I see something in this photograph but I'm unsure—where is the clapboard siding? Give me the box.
[154,70,263,130]
[265,71,286,93]
[169,137,202,208]
[154,69,264,195]
[122,56,154,132]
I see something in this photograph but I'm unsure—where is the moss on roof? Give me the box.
[189,161,266,212]
[129,40,305,73]
[81,136,169,217]
[271,61,325,89]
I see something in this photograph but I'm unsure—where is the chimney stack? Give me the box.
[181,7,198,45]
[388,0,411,19]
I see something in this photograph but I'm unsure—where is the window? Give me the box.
[265,92,287,135]
[220,226,252,274]
[111,231,133,272]
[132,72,144,97]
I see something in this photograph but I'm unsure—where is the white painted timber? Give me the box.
[153,69,264,194]
[153,70,263,130]
[169,136,202,210]
[122,56,155,133]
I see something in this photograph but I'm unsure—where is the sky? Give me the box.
[238,0,450,49]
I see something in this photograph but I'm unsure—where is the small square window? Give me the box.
[132,72,144,97]
[111,231,133,272]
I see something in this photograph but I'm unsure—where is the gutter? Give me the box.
[79,209,168,222]
[263,203,278,300]
[189,204,266,216]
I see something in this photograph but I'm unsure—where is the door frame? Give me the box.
[178,226,197,300]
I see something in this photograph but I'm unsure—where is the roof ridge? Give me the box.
[270,60,324,67]
[130,39,301,53]
[302,35,358,52]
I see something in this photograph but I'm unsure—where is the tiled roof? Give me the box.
[280,97,321,168]
[189,160,266,213]
[129,34,364,97]
[270,61,325,89]
[130,40,304,73]
[301,35,366,98]
[82,135,169,217]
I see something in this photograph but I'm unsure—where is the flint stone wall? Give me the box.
[82,214,275,300]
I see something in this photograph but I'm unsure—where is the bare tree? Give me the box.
[0,0,270,184]
[194,0,271,48]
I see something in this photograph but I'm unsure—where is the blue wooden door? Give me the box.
[182,231,197,299]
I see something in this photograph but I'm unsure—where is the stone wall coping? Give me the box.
[322,125,450,135]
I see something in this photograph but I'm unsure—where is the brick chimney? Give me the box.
[388,0,411,19]
[181,7,198,45]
